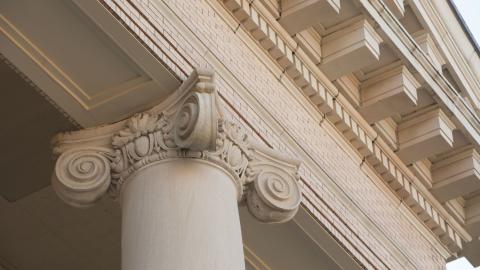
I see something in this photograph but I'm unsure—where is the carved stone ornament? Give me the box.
[51,69,302,223]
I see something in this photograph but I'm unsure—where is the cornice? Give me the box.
[97,0,457,264]
[220,0,468,253]
[365,0,480,153]
[51,69,302,224]
[399,106,455,131]
[362,0,476,239]
[446,0,480,55]
[413,0,480,109]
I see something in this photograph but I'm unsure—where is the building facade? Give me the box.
[0,0,479,269]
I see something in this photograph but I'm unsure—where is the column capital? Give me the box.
[51,69,302,223]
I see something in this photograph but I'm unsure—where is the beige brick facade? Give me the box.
[4,0,480,268]
[100,0,454,268]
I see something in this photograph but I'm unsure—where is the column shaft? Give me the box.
[121,159,245,270]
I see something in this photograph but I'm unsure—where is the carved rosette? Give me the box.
[51,69,302,223]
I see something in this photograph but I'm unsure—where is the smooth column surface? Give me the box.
[121,159,245,270]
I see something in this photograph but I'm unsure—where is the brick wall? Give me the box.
[102,0,448,269]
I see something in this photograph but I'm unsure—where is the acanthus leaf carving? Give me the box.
[109,112,171,196]
[206,120,302,222]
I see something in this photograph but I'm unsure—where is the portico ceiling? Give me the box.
[0,0,180,127]
[0,57,76,202]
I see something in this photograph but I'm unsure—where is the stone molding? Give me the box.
[44,0,453,267]
[221,0,465,251]
[51,69,302,223]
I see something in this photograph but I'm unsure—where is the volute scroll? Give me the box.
[52,147,113,208]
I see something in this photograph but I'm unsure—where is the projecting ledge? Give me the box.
[396,107,455,164]
[319,19,383,80]
[359,65,419,123]
[278,0,340,35]
[432,147,480,202]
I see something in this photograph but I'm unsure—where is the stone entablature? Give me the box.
[3,0,479,267]
[52,70,302,224]
[412,0,480,114]
[367,0,480,151]
[94,0,462,268]
[220,0,465,252]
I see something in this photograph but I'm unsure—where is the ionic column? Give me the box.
[50,70,302,270]
[121,158,244,270]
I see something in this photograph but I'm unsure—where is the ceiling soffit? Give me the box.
[0,0,181,127]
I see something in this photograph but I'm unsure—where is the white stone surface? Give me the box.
[432,147,480,202]
[279,0,340,34]
[7,0,480,267]
[121,159,245,270]
[397,108,455,164]
[320,20,383,79]
[360,65,419,123]
[50,69,302,270]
